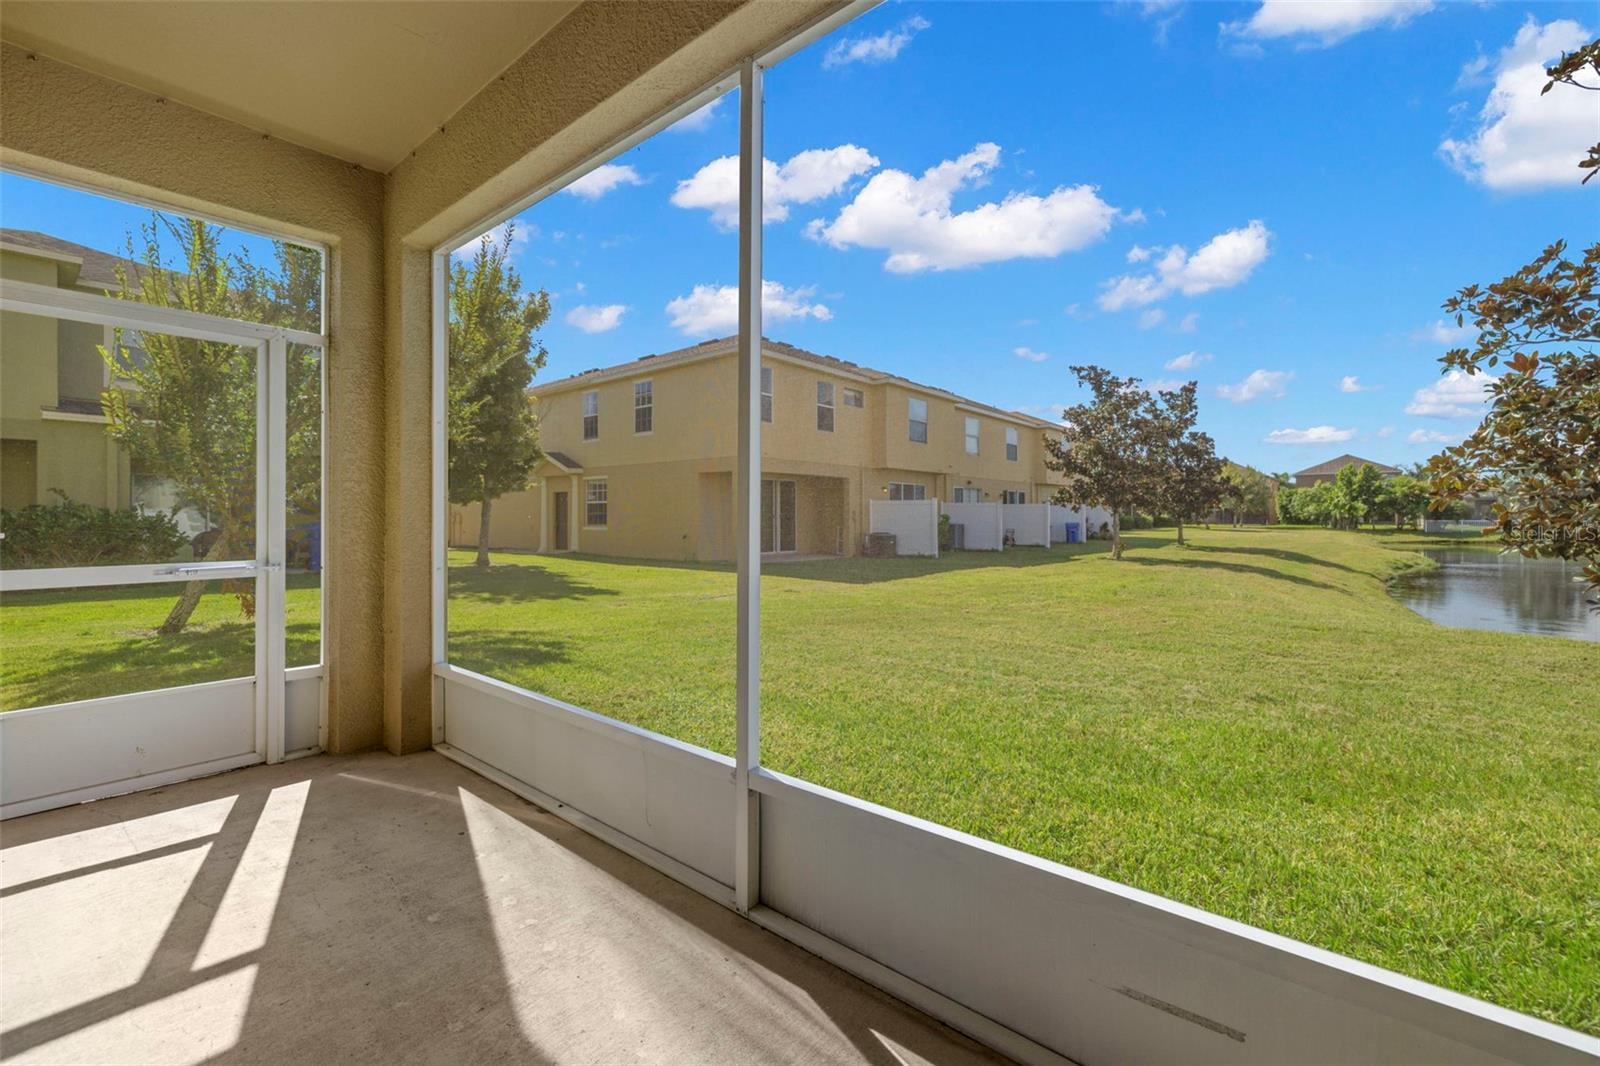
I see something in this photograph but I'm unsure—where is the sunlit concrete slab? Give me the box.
[0,751,1005,1065]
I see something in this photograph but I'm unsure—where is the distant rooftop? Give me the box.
[1292,453,1402,479]
[0,228,139,289]
[537,335,1059,430]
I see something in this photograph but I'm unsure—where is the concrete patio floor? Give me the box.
[0,751,1006,1065]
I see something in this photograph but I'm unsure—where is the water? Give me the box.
[1391,549,1599,642]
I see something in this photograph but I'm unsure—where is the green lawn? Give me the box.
[0,529,1594,1032]
[1,575,322,708]
[444,527,1597,1034]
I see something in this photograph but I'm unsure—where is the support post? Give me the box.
[734,61,764,914]
[265,335,287,762]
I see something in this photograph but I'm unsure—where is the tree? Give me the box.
[1333,462,1385,529]
[1220,464,1275,526]
[103,215,322,634]
[447,228,550,568]
[1149,382,1225,546]
[1376,475,1430,529]
[1423,42,1599,602]
[1044,366,1162,560]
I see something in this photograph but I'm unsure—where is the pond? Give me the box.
[1391,549,1599,642]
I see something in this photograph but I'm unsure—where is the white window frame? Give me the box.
[888,481,926,501]
[1002,490,1026,505]
[634,379,653,434]
[582,390,599,440]
[953,486,980,503]
[1006,426,1018,462]
[908,397,928,444]
[842,386,864,408]
[816,380,834,432]
[760,365,773,424]
[965,416,980,456]
[584,476,608,529]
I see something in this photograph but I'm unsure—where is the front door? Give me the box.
[761,479,796,553]
[553,492,569,550]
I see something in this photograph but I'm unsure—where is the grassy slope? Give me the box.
[444,526,1597,1033]
[1,575,322,707]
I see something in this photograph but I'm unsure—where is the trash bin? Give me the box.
[1065,522,1080,544]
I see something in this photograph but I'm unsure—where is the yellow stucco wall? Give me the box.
[447,345,1067,561]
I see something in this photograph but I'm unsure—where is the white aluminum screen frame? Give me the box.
[423,5,1600,1062]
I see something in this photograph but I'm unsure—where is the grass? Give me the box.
[0,574,322,708]
[0,528,1593,1031]
[443,526,1597,1034]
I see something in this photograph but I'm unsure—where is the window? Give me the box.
[953,487,980,503]
[1002,490,1026,505]
[1006,427,1019,462]
[888,482,926,501]
[583,391,599,441]
[634,380,653,434]
[842,387,864,408]
[761,366,773,423]
[965,416,980,455]
[908,398,928,443]
[816,380,834,432]
[585,479,608,527]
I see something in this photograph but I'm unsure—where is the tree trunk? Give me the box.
[476,495,493,569]
[1110,511,1124,560]
[158,532,228,635]
[1175,517,1185,546]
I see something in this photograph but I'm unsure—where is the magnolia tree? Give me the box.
[1149,382,1226,545]
[1043,367,1159,560]
[1424,38,1600,601]
[104,216,322,634]
[447,228,551,568]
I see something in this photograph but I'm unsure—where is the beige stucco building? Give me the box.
[450,337,1069,560]
[0,232,143,514]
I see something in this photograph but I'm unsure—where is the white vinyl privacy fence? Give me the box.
[868,499,939,556]
[941,500,1005,551]
[1002,503,1051,547]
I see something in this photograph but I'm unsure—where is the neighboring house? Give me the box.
[450,337,1069,560]
[0,230,207,536]
[1291,453,1401,488]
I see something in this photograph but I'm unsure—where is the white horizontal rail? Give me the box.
[1,561,257,593]
[0,674,254,721]
[0,277,327,349]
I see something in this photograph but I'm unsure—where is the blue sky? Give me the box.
[5,1,1593,473]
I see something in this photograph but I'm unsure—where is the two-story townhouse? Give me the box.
[449,337,1069,561]
[0,230,139,513]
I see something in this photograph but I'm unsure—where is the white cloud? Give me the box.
[1098,220,1271,311]
[1413,318,1475,345]
[1376,425,1396,439]
[1265,425,1357,445]
[565,304,627,333]
[566,164,646,200]
[1408,427,1459,445]
[1175,311,1200,333]
[673,146,879,229]
[822,15,930,69]
[1222,1,1434,47]
[1165,350,1212,371]
[1340,375,1378,393]
[665,280,833,337]
[1064,302,1091,320]
[1405,369,1498,418]
[1014,346,1049,362]
[671,97,723,133]
[451,220,533,260]
[1126,244,1154,263]
[1146,377,1187,393]
[1440,17,1597,191]
[1218,368,1292,402]
[807,143,1123,273]
[1138,309,1167,330]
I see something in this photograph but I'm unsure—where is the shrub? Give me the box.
[0,494,188,568]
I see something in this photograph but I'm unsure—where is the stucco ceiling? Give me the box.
[0,1,581,172]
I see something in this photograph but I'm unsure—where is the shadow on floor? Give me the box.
[0,752,1001,1065]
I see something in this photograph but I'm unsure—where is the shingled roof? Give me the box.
[0,228,141,290]
[536,335,1059,430]
[1292,453,1402,479]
